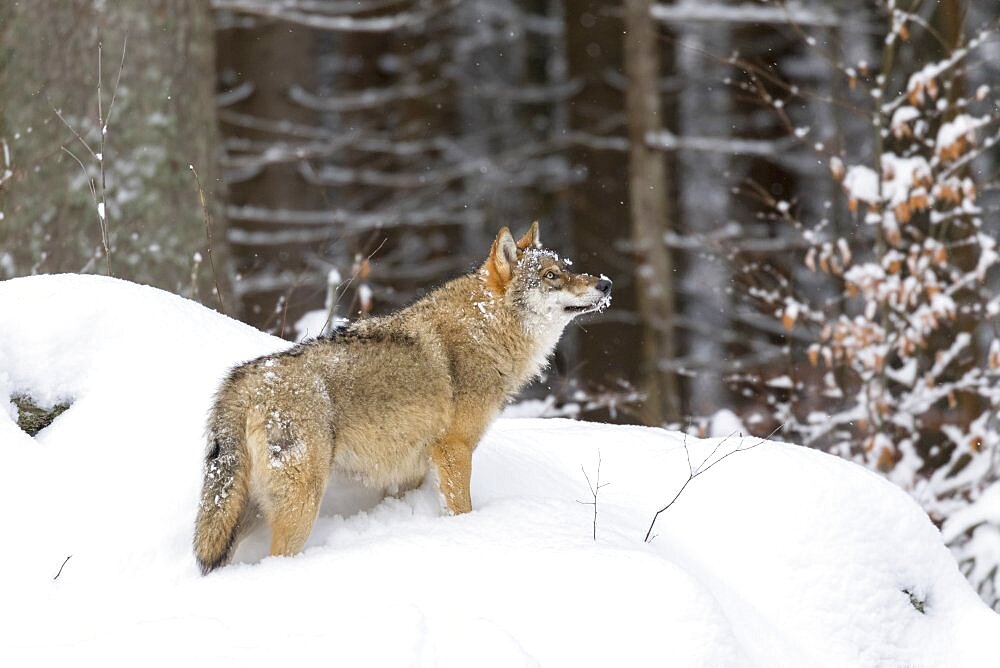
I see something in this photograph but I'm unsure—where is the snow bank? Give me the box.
[1,274,997,666]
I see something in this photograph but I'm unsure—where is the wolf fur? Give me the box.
[193,224,612,573]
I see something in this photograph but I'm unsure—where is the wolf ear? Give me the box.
[516,221,541,250]
[485,226,518,293]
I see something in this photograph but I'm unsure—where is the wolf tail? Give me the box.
[193,400,251,575]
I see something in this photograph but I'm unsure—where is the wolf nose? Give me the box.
[595,279,612,295]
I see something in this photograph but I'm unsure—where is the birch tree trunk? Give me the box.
[676,24,731,416]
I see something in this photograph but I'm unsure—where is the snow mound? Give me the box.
[1,274,998,666]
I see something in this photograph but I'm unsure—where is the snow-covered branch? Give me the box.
[212,0,442,32]
[651,2,839,27]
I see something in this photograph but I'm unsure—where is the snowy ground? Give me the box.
[1,274,998,666]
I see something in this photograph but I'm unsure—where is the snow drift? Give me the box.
[1,274,997,666]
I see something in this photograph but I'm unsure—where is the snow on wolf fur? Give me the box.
[1,273,998,667]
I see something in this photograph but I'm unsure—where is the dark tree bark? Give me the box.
[216,16,328,330]
[564,1,649,422]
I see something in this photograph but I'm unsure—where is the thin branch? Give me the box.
[52,36,125,278]
[323,236,388,332]
[60,146,98,203]
[52,106,97,159]
[60,145,107,266]
[53,555,72,581]
[578,450,610,541]
[97,40,103,131]
[645,426,780,542]
[96,40,112,276]
[941,124,1000,179]
[103,36,128,132]
[189,165,226,315]
[881,28,993,115]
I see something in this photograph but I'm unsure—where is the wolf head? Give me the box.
[483,223,612,323]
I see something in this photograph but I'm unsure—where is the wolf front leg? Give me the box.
[430,435,473,515]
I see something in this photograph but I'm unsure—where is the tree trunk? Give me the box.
[0,0,227,305]
[622,0,679,423]
[216,16,326,331]
[676,23,732,417]
[564,0,648,423]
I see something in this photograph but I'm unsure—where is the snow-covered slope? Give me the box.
[1,274,997,667]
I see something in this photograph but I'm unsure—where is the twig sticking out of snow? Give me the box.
[578,451,610,541]
[645,426,777,542]
[189,165,227,315]
[52,555,72,581]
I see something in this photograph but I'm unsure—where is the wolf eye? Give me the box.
[544,271,557,280]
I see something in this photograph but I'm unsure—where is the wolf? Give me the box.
[193,223,612,573]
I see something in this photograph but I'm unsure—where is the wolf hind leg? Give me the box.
[267,492,324,556]
[261,456,330,557]
[250,418,332,558]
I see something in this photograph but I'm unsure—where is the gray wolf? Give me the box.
[193,223,611,573]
